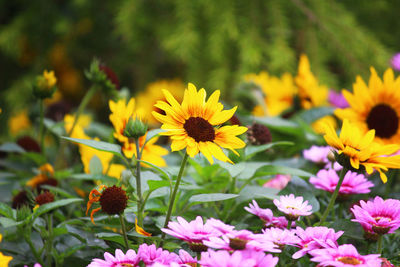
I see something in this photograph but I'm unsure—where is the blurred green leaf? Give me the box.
[61,137,122,156]
[69,173,118,183]
[295,107,335,123]
[30,198,83,221]
[238,186,279,202]
[0,202,14,219]
[0,142,25,153]
[89,155,103,175]
[244,141,294,160]
[189,193,238,203]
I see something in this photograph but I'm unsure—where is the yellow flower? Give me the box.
[9,109,31,135]
[335,68,400,145]
[109,98,168,166]
[136,79,185,125]
[245,71,297,116]
[0,234,13,266]
[312,115,337,134]
[38,70,57,89]
[135,218,152,237]
[26,163,55,188]
[152,83,247,164]
[295,54,329,109]
[64,113,92,136]
[323,119,400,183]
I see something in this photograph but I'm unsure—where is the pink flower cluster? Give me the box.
[303,145,341,170]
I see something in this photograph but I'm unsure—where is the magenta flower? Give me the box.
[303,145,341,170]
[244,200,291,228]
[137,244,179,265]
[199,249,278,267]
[310,169,374,195]
[391,53,400,72]
[206,218,235,234]
[257,227,300,249]
[161,216,221,252]
[263,174,291,190]
[87,249,140,267]
[293,226,344,259]
[309,244,381,267]
[273,194,312,220]
[351,196,400,235]
[177,250,197,266]
[328,90,349,108]
[241,250,279,267]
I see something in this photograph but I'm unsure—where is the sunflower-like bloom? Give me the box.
[335,68,400,145]
[152,83,247,164]
[295,54,329,109]
[136,79,185,125]
[109,98,168,166]
[323,119,400,183]
[245,71,297,116]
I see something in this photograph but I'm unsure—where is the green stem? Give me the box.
[39,99,45,154]
[287,220,293,230]
[45,214,53,267]
[319,167,347,225]
[135,138,143,226]
[377,235,383,255]
[24,227,44,265]
[160,152,189,246]
[67,85,97,136]
[119,214,130,249]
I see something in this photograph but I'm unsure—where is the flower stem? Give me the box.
[119,214,130,249]
[287,220,293,230]
[377,235,383,255]
[160,152,189,246]
[24,226,44,265]
[319,167,347,225]
[39,99,45,154]
[135,138,143,226]
[45,214,53,267]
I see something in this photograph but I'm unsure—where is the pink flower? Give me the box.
[161,216,221,252]
[137,244,179,265]
[87,249,140,267]
[309,244,381,267]
[199,249,278,267]
[273,194,312,220]
[391,53,400,72]
[177,250,197,266]
[245,200,291,228]
[310,169,374,195]
[328,90,349,108]
[351,196,400,235]
[303,146,342,170]
[256,227,300,249]
[241,250,279,267]
[206,218,235,234]
[292,226,344,259]
[263,174,291,190]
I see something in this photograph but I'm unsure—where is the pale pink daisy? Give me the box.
[303,145,341,170]
[137,244,179,265]
[177,250,197,266]
[263,174,291,190]
[241,250,279,267]
[245,200,291,228]
[310,169,374,195]
[309,244,381,266]
[292,226,343,259]
[328,90,349,108]
[351,196,400,235]
[273,194,312,221]
[206,218,235,234]
[161,216,221,252]
[256,227,300,249]
[200,249,278,267]
[87,249,140,267]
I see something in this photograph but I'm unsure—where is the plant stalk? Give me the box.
[287,220,293,230]
[39,99,45,154]
[135,138,143,226]
[377,235,383,255]
[119,214,130,249]
[45,214,53,267]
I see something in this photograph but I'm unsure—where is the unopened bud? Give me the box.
[33,70,57,99]
[85,59,118,96]
[123,117,148,138]
[327,151,336,163]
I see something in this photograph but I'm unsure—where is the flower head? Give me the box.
[199,249,278,267]
[273,194,312,221]
[258,227,300,249]
[323,119,400,183]
[17,136,41,153]
[206,218,235,235]
[244,200,290,228]
[87,249,140,267]
[328,90,349,108]
[26,163,58,191]
[8,109,32,135]
[35,191,55,205]
[351,196,400,235]
[34,70,57,99]
[303,145,341,170]
[152,83,247,164]
[309,244,381,267]
[391,53,400,72]
[137,243,179,265]
[247,123,272,145]
[310,169,374,195]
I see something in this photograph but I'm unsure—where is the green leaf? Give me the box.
[238,186,279,202]
[147,180,170,191]
[69,173,118,183]
[0,202,14,219]
[219,162,246,178]
[0,142,25,153]
[138,159,171,181]
[89,155,103,175]
[329,219,363,240]
[143,129,165,146]
[253,117,300,135]
[295,107,335,123]
[189,193,238,203]
[39,185,76,198]
[61,137,122,155]
[31,198,83,221]
[252,165,313,179]
[96,232,129,246]
[0,217,23,228]
[244,141,294,160]
[44,118,65,136]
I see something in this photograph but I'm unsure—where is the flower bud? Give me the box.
[123,117,148,139]
[247,123,272,145]
[85,59,118,95]
[33,70,57,99]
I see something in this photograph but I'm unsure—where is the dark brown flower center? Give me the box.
[229,238,248,250]
[183,117,215,142]
[366,104,398,138]
[247,123,271,145]
[35,192,55,205]
[99,185,128,215]
[337,256,361,265]
[188,242,208,252]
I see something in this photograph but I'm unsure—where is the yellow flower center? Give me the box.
[183,117,215,142]
[337,256,361,265]
[366,104,398,138]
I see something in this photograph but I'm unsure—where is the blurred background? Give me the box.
[1,0,399,138]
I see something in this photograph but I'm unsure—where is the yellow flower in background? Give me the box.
[109,98,168,166]
[9,109,31,135]
[26,163,55,188]
[312,115,337,135]
[152,83,247,164]
[37,70,57,89]
[323,119,400,183]
[295,54,329,109]
[136,79,185,125]
[64,114,125,179]
[0,235,12,267]
[245,71,297,116]
[335,68,400,145]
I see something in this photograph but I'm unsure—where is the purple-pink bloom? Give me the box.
[273,194,312,220]
[391,53,400,72]
[328,90,349,108]
[137,244,179,265]
[87,249,140,267]
[292,226,344,259]
[351,196,400,235]
[241,250,279,267]
[244,200,291,228]
[310,169,374,195]
[303,145,342,170]
[206,218,235,235]
[309,244,381,267]
[256,227,300,249]
[177,250,197,266]
[263,174,291,190]
[199,249,278,267]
